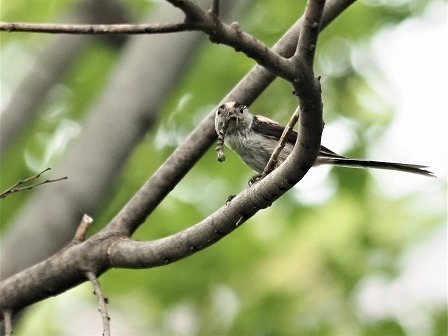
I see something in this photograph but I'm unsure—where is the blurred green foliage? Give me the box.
[1,0,446,335]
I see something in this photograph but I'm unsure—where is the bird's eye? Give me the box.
[217,110,221,115]
[239,106,245,114]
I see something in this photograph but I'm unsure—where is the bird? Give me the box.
[214,102,435,177]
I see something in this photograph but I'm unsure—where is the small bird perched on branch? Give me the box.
[214,102,435,178]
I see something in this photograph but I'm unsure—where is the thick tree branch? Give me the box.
[0,238,111,316]
[107,181,286,268]
[285,0,326,180]
[293,0,324,66]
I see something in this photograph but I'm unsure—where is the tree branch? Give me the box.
[293,0,324,67]
[0,168,67,199]
[86,272,110,336]
[210,0,220,17]
[2,310,12,336]
[261,105,301,178]
[108,198,261,268]
[285,0,326,181]
[71,215,94,245]
[0,21,188,34]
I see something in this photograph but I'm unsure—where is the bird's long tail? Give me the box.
[327,158,435,177]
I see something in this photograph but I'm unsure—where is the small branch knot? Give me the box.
[231,21,241,35]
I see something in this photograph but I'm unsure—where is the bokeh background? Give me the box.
[1,0,446,335]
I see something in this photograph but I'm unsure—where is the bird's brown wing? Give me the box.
[252,115,296,142]
[253,115,346,159]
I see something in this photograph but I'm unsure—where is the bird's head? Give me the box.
[215,102,253,135]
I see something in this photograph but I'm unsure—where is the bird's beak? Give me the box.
[228,111,239,127]
[228,111,237,119]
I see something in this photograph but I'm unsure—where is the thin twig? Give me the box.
[0,177,68,198]
[0,168,67,199]
[3,310,13,336]
[5,167,51,190]
[86,272,110,336]
[72,215,94,244]
[261,105,301,178]
[0,22,188,34]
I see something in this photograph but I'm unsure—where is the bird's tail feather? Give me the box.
[328,158,436,177]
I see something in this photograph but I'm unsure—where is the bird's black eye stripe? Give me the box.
[232,102,246,114]
[217,104,225,115]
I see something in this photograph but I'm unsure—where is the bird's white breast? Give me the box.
[225,130,292,173]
